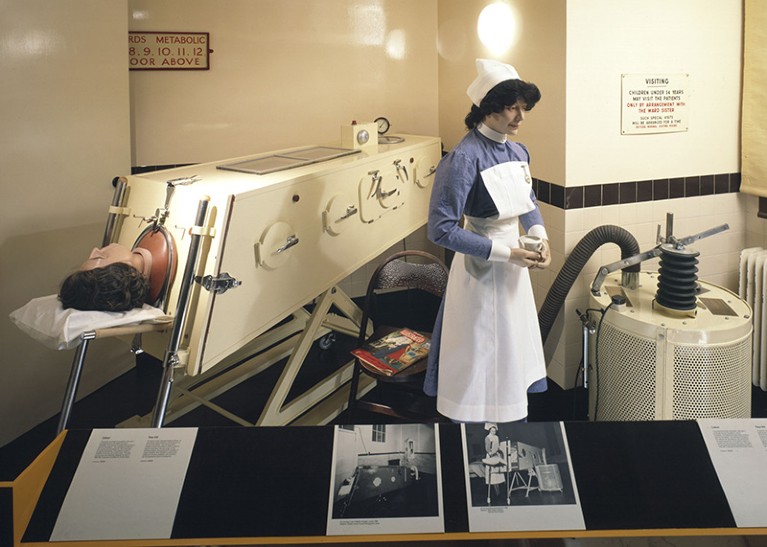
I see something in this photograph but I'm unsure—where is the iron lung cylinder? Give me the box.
[588,271,752,421]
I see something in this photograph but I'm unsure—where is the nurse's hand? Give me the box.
[532,240,552,269]
[509,248,542,268]
[510,240,551,269]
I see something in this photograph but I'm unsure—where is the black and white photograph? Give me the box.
[326,423,444,535]
[462,421,585,532]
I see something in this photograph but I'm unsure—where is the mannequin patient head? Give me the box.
[58,244,152,312]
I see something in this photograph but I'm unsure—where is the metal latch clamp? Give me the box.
[195,272,242,294]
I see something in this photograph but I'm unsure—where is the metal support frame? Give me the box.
[120,284,376,429]
[256,286,367,425]
[151,197,210,427]
[53,195,210,433]
[55,176,130,434]
[56,332,96,434]
[507,470,538,498]
[102,178,128,246]
[55,323,170,433]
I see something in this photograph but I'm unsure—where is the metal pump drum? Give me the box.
[588,271,752,421]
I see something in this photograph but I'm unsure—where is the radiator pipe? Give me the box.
[539,225,640,344]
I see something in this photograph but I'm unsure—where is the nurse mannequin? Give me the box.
[425,58,550,424]
[484,423,503,464]
[58,244,152,312]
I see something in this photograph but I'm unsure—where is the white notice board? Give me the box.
[698,419,767,528]
[51,428,198,541]
[621,73,689,134]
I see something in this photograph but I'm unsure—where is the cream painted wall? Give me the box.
[566,0,742,185]
[128,0,439,166]
[0,1,132,447]
[546,0,745,387]
[436,0,742,187]
[437,0,566,184]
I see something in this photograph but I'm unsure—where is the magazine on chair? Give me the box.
[351,328,430,376]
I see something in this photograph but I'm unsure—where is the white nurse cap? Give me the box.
[466,58,521,106]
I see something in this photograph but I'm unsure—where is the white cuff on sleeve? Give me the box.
[526,224,548,241]
[489,240,512,262]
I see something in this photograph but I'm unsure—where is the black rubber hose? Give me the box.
[538,225,641,344]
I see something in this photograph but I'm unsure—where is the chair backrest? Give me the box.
[367,250,449,297]
[358,250,448,343]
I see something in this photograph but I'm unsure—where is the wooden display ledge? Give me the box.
[4,421,767,547]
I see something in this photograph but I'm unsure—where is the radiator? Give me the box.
[739,247,767,390]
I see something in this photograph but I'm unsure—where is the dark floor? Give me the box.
[3,338,766,482]
[3,288,767,481]
[0,332,584,480]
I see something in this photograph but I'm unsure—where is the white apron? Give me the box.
[437,160,546,423]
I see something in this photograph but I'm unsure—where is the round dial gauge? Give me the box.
[375,116,391,135]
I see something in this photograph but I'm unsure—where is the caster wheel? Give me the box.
[318,332,337,350]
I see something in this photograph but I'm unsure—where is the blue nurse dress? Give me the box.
[425,123,548,423]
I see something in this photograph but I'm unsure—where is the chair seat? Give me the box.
[346,250,448,423]
[356,325,431,383]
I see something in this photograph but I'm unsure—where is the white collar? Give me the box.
[477,123,507,143]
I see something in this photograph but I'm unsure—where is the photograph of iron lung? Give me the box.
[330,423,439,519]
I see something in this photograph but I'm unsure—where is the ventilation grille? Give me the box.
[594,320,751,421]
[595,321,657,420]
[672,338,752,419]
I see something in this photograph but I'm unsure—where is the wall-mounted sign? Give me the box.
[621,73,688,134]
[129,32,210,70]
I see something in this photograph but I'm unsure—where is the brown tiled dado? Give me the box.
[669,177,685,199]
[584,185,601,208]
[565,186,583,209]
[534,173,741,210]
[637,180,653,202]
[602,183,619,206]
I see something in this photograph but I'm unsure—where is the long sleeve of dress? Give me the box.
[427,151,492,259]
[427,148,546,260]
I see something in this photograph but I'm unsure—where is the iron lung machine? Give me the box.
[107,134,441,426]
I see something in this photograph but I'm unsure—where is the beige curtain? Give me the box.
[742,0,767,196]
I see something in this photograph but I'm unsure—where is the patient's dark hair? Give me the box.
[465,79,542,129]
[59,262,149,312]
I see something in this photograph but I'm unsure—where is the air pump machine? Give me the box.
[584,214,752,421]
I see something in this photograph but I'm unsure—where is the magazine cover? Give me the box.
[350,328,430,376]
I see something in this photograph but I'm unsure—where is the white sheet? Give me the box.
[9,294,167,350]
